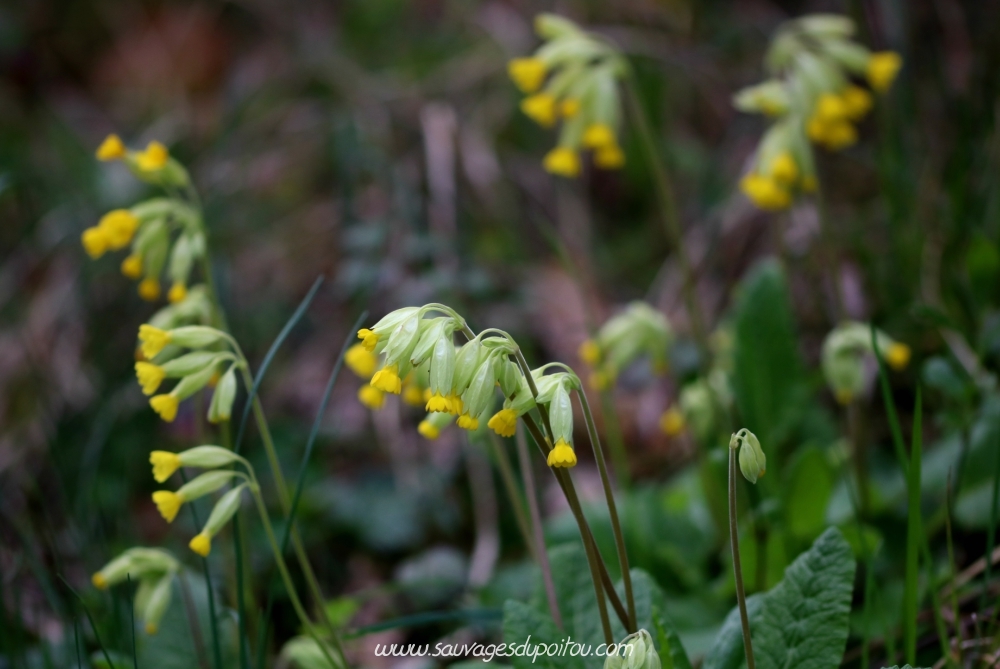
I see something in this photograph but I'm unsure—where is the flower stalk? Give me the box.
[728,432,759,669]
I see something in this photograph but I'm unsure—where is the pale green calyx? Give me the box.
[731,428,766,484]
[604,630,661,669]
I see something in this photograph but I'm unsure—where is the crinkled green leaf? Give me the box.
[502,600,582,669]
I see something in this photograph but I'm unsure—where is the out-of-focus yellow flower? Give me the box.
[345,343,378,378]
[150,394,179,422]
[189,533,211,557]
[446,393,463,415]
[358,385,385,409]
[546,439,577,468]
[152,490,184,522]
[168,282,187,304]
[418,419,440,440]
[139,278,161,302]
[659,407,685,436]
[508,57,547,93]
[150,451,182,483]
[457,412,479,431]
[582,123,616,149]
[867,51,902,92]
[543,147,580,177]
[81,227,110,259]
[770,152,798,185]
[594,144,625,169]
[402,382,425,407]
[578,339,601,365]
[739,174,791,211]
[136,362,166,395]
[121,254,143,279]
[886,343,911,370]
[560,98,581,117]
[139,325,172,359]
[136,141,169,171]
[96,134,127,161]
[98,210,140,249]
[841,86,873,120]
[521,93,558,127]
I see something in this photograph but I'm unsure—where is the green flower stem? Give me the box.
[249,486,344,669]
[578,390,636,633]
[598,388,630,489]
[512,424,564,630]
[728,446,756,669]
[486,432,537,564]
[623,73,709,362]
[520,414,613,645]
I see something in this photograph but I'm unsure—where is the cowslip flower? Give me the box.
[98,210,140,249]
[370,364,402,394]
[487,408,518,438]
[188,484,246,557]
[358,385,385,409]
[659,407,685,437]
[136,362,167,395]
[345,343,378,378]
[152,471,237,523]
[136,141,169,171]
[96,134,127,161]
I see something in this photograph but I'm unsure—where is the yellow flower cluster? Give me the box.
[821,321,910,404]
[578,302,672,390]
[509,14,628,177]
[734,14,902,211]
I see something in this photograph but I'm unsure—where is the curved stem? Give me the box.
[729,447,756,669]
[578,390,636,632]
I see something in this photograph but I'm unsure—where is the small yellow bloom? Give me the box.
[81,227,109,259]
[91,573,108,590]
[152,490,184,522]
[418,420,440,440]
[543,147,580,178]
[578,339,601,365]
[739,174,791,211]
[835,388,853,405]
[841,86,873,120]
[560,98,580,117]
[821,121,857,151]
[446,393,464,415]
[370,364,402,394]
[521,93,557,127]
[508,57,547,93]
[426,392,450,413]
[135,361,166,395]
[770,151,798,185]
[139,278,161,302]
[150,394,180,422]
[659,407,685,436]
[815,93,848,122]
[547,439,577,468]
[189,532,212,557]
[139,324,172,359]
[166,282,186,304]
[867,51,902,93]
[487,408,518,438]
[145,623,158,635]
[150,451,182,483]
[806,116,830,144]
[98,209,140,249]
[357,328,379,352]
[594,144,625,170]
[345,343,378,378]
[121,254,143,279]
[136,141,169,171]
[402,383,425,407]
[457,412,479,431]
[582,123,616,149]
[96,134,127,161]
[358,385,385,409]
[886,343,911,371]
[589,370,612,391]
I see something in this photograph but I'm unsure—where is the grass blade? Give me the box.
[903,387,922,665]
[127,576,138,669]
[59,574,115,669]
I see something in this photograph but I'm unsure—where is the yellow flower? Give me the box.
[135,361,166,395]
[543,147,580,178]
[589,370,612,391]
[136,141,169,171]
[547,439,577,468]
[594,144,625,170]
[150,451,182,483]
[96,134,126,161]
[150,394,180,422]
[418,420,440,440]
[867,51,902,93]
[139,278,161,302]
[402,383,425,407]
[508,57,547,93]
[822,121,857,151]
[841,86,873,120]
[357,328,379,352]
[582,123,616,149]
[457,412,479,431]
[770,152,798,185]
[91,573,108,589]
[370,364,402,394]
[659,407,685,436]
[815,93,848,122]
[886,343,911,371]
[121,254,143,279]
[487,408,518,438]
[806,116,829,143]
[560,98,580,117]
[835,388,853,405]
[345,343,378,378]
[98,209,140,249]
[81,227,110,259]
[189,532,212,557]
[358,385,385,409]
[139,325,172,359]
[446,393,464,415]
[739,174,791,211]
[578,339,601,365]
[145,623,158,635]
[168,282,187,304]
[152,490,184,523]
[521,93,557,127]
[425,392,451,413]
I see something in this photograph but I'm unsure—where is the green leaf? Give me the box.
[753,528,856,669]
[502,600,582,669]
[701,594,764,669]
[783,446,834,541]
[652,605,693,669]
[731,261,807,453]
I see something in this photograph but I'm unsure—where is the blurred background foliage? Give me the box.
[4,0,1000,667]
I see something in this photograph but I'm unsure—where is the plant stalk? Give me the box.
[729,447,756,669]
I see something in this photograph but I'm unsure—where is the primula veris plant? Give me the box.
[822,321,910,404]
[734,15,903,210]
[91,548,180,635]
[509,14,629,176]
[578,302,673,390]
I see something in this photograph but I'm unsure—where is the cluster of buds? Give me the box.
[345,341,428,410]
[91,548,180,634]
[135,324,239,424]
[603,630,662,669]
[86,135,204,303]
[821,321,910,404]
[508,14,628,177]
[579,302,673,390]
[730,428,767,484]
[149,445,251,557]
[355,305,584,467]
[735,14,902,211]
